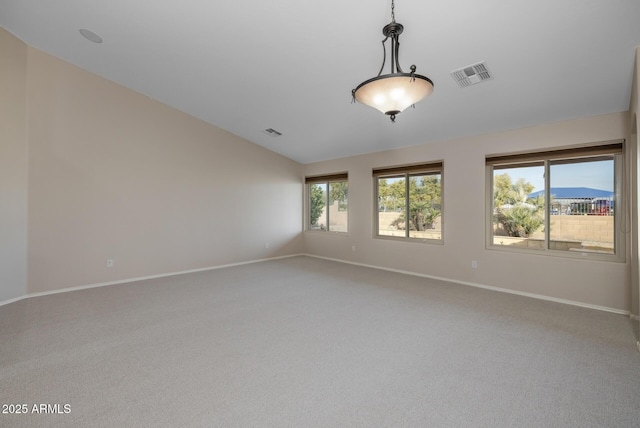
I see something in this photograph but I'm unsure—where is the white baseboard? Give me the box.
[0,294,27,307]
[1,252,632,318]
[0,254,304,307]
[303,253,631,316]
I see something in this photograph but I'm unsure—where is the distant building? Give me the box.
[528,187,614,215]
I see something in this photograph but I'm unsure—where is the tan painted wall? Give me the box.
[0,29,28,301]
[304,112,632,312]
[630,47,640,317]
[21,41,304,293]
[2,26,637,316]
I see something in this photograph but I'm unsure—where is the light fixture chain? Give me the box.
[391,0,395,23]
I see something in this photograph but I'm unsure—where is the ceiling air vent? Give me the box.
[263,128,283,137]
[450,62,493,88]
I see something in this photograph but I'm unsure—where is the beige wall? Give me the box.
[304,112,632,312]
[0,29,28,301]
[630,47,640,317]
[12,33,304,294]
[2,26,638,316]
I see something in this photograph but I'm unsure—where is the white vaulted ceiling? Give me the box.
[1,0,639,163]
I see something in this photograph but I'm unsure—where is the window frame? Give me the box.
[305,172,349,234]
[485,141,624,261]
[373,161,444,243]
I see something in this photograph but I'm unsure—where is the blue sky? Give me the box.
[497,159,613,193]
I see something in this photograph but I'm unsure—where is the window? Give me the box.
[486,141,623,258]
[306,173,348,233]
[374,162,443,241]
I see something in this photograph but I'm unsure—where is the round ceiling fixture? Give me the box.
[79,29,103,44]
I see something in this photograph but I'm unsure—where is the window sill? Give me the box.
[487,243,624,263]
[305,230,350,237]
[374,235,444,245]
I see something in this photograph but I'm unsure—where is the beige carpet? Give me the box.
[1,256,639,427]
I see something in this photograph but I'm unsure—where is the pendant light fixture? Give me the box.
[352,0,434,122]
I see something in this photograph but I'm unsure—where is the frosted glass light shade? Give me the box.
[354,73,434,116]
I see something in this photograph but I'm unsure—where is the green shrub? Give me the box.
[495,205,543,237]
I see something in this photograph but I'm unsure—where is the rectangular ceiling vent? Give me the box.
[263,128,283,137]
[450,61,493,88]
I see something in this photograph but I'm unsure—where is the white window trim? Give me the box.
[373,162,444,244]
[485,141,625,262]
[305,173,349,234]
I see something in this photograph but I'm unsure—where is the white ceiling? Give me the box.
[2,0,640,164]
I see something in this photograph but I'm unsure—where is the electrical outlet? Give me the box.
[352,246,356,252]
[471,260,478,269]
[265,243,269,249]
[106,259,114,268]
